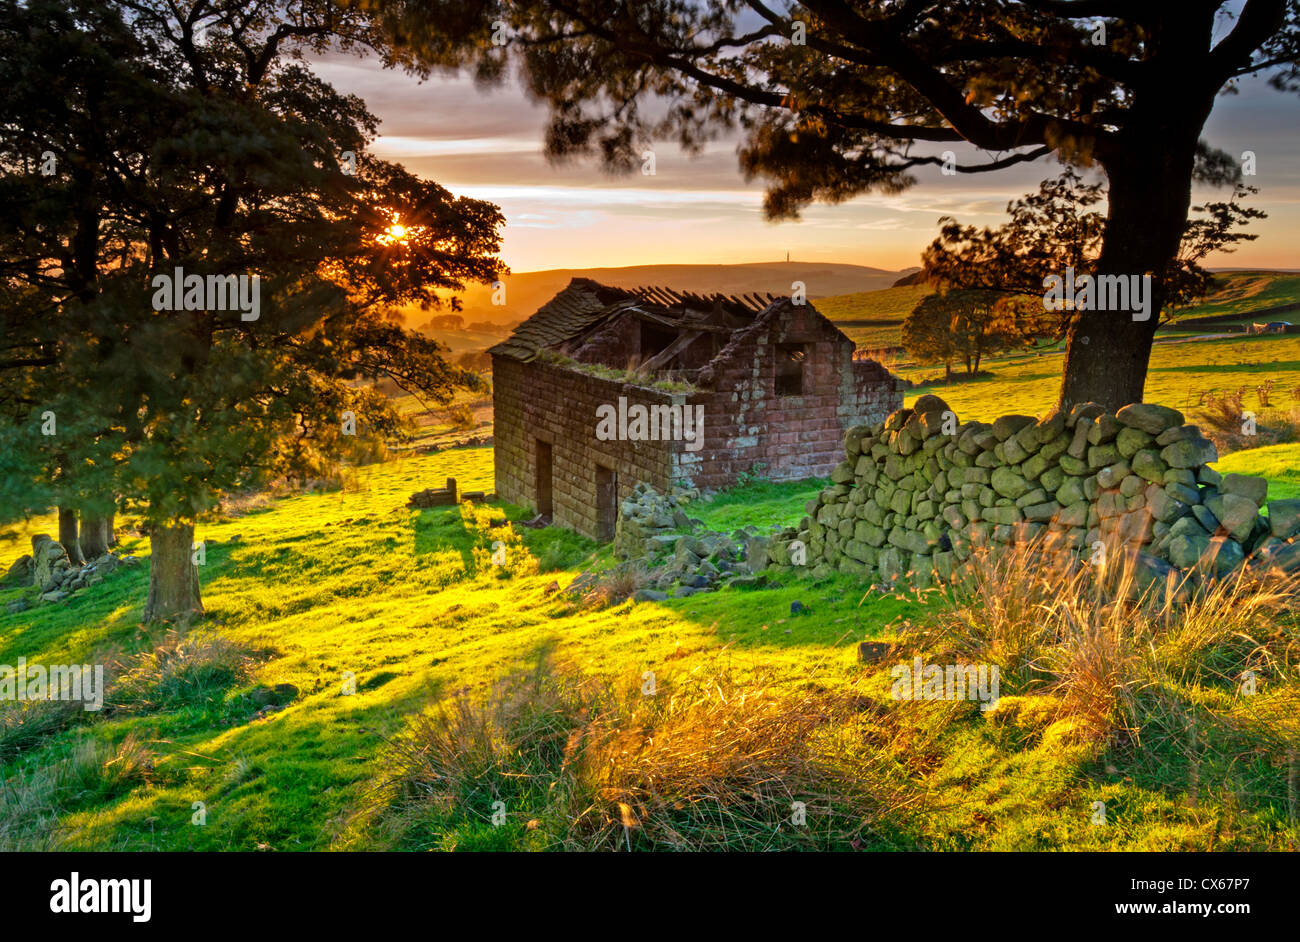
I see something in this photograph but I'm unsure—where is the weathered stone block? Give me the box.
[1267,498,1300,540]
[1087,413,1121,445]
[1161,436,1217,469]
[1220,472,1268,505]
[1116,402,1184,435]
[1096,460,1131,489]
[991,466,1030,500]
[1116,427,1155,458]
[992,414,1035,441]
[1088,443,1122,470]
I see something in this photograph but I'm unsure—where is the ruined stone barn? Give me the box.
[489,278,905,541]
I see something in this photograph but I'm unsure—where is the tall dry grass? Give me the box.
[350,659,919,851]
[1195,388,1300,454]
[925,534,1300,751]
[0,732,155,851]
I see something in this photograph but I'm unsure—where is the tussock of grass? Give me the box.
[896,536,1300,840]
[109,629,265,714]
[349,658,914,851]
[0,732,156,851]
[568,562,652,611]
[0,696,88,761]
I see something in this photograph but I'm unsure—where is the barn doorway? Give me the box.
[595,464,618,542]
[535,440,553,520]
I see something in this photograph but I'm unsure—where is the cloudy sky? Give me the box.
[314,52,1300,274]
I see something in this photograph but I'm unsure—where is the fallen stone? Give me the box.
[857,641,892,664]
[1250,541,1300,573]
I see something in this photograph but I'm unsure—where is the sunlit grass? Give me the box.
[0,447,920,850]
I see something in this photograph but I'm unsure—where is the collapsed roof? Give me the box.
[488,278,796,382]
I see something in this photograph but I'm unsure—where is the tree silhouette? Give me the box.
[0,0,506,621]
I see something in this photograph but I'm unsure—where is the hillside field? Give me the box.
[819,269,1300,352]
[4,274,1300,851]
[2,434,1298,851]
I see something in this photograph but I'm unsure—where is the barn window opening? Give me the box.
[776,343,807,397]
[640,322,677,361]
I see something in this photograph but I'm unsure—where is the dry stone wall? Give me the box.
[3,534,140,613]
[789,395,1300,586]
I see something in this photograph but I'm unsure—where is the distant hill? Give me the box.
[817,284,933,350]
[1163,271,1300,327]
[411,261,908,327]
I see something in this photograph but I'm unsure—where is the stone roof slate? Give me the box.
[488,279,637,362]
[488,278,775,362]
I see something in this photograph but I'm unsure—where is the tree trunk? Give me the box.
[143,523,203,623]
[106,513,118,547]
[1057,91,1211,414]
[79,512,111,560]
[58,506,84,565]
[1057,310,1159,414]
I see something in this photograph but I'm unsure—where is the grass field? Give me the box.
[3,278,1298,852]
[816,284,929,349]
[818,270,1300,352]
[0,450,923,850]
[3,434,1298,850]
[903,333,1300,424]
[1164,271,1300,326]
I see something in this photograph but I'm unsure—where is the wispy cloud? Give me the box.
[314,53,1300,272]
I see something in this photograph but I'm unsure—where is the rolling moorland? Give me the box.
[421,260,911,330]
[2,272,1299,851]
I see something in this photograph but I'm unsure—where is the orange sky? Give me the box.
[318,57,1300,275]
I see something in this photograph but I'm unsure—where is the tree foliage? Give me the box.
[902,290,1034,378]
[921,169,1266,332]
[0,0,506,618]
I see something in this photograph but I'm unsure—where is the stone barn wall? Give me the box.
[782,395,1300,586]
[675,306,904,491]
[492,355,677,539]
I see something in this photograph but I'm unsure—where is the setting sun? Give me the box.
[376,214,414,246]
